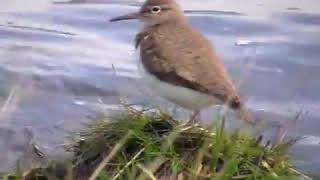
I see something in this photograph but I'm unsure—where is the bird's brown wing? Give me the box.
[137,23,241,107]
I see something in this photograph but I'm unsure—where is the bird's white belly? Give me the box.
[142,71,217,110]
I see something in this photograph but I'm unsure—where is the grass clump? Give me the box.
[4,105,305,180]
[71,106,299,180]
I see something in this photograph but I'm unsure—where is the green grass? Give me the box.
[3,105,306,180]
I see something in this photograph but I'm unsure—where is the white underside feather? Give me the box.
[136,49,219,110]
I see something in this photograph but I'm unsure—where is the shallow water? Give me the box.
[0,0,320,177]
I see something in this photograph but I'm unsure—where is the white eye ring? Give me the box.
[150,6,161,14]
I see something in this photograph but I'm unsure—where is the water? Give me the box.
[0,0,320,177]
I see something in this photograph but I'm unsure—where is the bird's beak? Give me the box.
[110,12,140,22]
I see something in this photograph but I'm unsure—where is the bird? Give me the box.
[110,0,255,124]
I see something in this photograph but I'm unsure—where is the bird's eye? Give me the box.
[150,6,161,14]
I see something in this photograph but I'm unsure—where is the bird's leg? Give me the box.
[188,110,201,124]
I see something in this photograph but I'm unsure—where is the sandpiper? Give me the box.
[110,0,255,124]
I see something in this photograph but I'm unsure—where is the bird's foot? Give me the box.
[187,110,201,125]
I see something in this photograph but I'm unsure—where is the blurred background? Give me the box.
[0,0,319,178]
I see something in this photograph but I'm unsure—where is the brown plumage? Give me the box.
[110,0,255,124]
[136,23,239,106]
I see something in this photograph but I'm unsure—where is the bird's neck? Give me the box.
[135,16,189,49]
[142,16,188,32]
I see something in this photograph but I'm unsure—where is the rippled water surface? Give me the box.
[0,0,320,177]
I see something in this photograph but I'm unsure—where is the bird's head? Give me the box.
[110,0,184,26]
